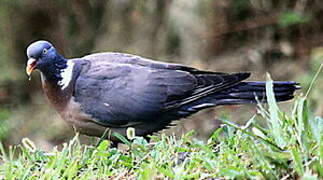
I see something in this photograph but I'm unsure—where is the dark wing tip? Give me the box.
[237,72,251,81]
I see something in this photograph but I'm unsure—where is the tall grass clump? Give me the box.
[0,78,322,179]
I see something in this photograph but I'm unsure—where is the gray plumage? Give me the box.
[25,41,300,140]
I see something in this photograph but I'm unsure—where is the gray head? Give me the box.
[26,40,66,77]
[26,40,54,59]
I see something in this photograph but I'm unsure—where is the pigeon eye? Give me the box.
[43,49,48,55]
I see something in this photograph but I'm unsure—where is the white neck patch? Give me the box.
[58,61,74,90]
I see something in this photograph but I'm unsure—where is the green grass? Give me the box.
[0,80,322,179]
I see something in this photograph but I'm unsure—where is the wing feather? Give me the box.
[72,53,249,127]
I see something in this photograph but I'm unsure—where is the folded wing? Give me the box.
[73,53,250,127]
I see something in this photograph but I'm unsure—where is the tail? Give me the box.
[172,80,300,116]
[213,81,300,105]
[153,80,300,135]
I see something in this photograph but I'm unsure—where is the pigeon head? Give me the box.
[26,40,67,80]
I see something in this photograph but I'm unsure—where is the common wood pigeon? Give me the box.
[26,40,299,141]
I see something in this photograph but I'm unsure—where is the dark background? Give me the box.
[0,0,322,150]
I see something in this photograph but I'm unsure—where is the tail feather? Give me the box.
[236,82,299,92]
[228,91,292,99]
[180,81,300,112]
[214,81,299,105]
[160,80,300,131]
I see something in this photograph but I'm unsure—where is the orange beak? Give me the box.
[26,58,37,78]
